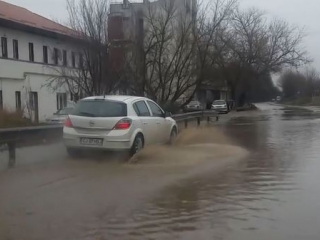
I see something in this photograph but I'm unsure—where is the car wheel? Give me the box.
[130,134,144,156]
[66,148,82,158]
[168,127,178,145]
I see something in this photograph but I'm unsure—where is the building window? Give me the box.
[185,0,191,12]
[1,37,8,58]
[0,90,3,109]
[43,46,48,64]
[15,91,21,110]
[56,93,67,110]
[29,43,34,62]
[79,53,83,68]
[29,92,37,110]
[71,52,76,68]
[29,92,36,110]
[138,19,144,38]
[29,92,39,122]
[63,50,67,66]
[13,39,19,59]
[53,48,59,65]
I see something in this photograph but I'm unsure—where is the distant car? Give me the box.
[276,96,281,102]
[212,100,228,114]
[184,100,203,112]
[63,96,178,157]
[46,107,75,124]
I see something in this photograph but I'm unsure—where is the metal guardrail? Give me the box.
[174,110,219,127]
[0,110,219,167]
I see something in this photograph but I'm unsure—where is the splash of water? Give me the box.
[129,126,243,165]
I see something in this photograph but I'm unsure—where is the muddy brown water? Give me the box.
[1,103,320,240]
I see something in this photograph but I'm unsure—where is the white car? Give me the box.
[46,107,75,124]
[212,100,228,114]
[63,96,178,157]
[184,100,203,112]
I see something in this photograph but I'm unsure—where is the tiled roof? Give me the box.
[0,0,75,37]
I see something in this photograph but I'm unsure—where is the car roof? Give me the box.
[82,95,147,103]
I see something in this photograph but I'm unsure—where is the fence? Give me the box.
[0,110,219,167]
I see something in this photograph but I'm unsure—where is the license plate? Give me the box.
[80,138,103,146]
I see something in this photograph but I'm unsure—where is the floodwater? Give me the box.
[1,103,320,239]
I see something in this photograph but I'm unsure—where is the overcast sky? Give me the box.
[3,0,320,68]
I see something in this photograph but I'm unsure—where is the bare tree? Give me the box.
[303,67,320,97]
[125,0,237,111]
[279,69,307,98]
[279,67,320,101]
[195,0,237,103]
[125,0,195,107]
[215,7,310,105]
[46,0,120,99]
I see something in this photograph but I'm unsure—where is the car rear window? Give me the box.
[190,101,199,105]
[213,100,226,105]
[72,100,127,117]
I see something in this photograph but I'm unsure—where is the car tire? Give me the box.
[168,127,178,145]
[130,134,144,156]
[66,148,82,158]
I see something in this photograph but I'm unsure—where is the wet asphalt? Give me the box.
[1,103,320,240]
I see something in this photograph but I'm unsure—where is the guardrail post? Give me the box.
[8,142,16,168]
[207,116,210,123]
[184,119,188,128]
[197,117,201,126]
[216,115,219,121]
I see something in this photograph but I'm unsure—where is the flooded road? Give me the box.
[1,103,320,239]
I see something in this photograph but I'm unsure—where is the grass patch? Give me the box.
[309,97,320,106]
[281,97,320,106]
[282,97,312,106]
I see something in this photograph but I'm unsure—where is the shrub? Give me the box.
[0,108,32,128]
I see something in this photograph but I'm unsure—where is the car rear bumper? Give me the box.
[63,128,132,150]
[212,107,228,112]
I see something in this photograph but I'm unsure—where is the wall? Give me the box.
[0,26,79,121]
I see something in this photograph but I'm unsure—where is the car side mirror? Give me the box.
[164,111,172,118]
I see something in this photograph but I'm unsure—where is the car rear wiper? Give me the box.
[78,112,96,117]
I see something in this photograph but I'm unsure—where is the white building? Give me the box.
[0,1,80,122]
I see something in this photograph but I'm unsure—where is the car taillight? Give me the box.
[114,118,132,130]
[64,116,73,128]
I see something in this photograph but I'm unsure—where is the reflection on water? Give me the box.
[98,104,320,240]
